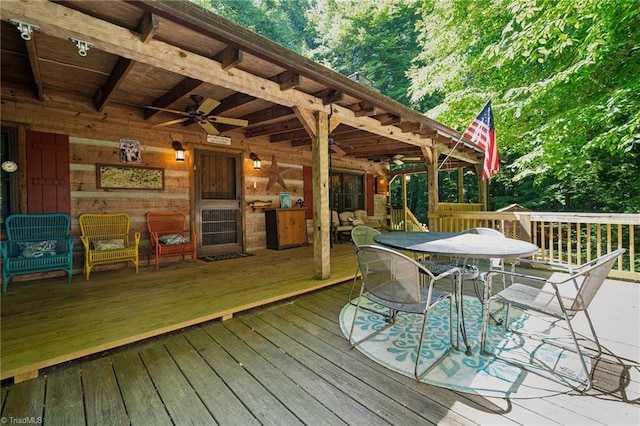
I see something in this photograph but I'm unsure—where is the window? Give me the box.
[330,172,364,212]
[1,127,19,224]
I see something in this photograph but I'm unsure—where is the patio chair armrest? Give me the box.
[484,269,548,285]
[189,229,197,241]
[431,266,463,281]
[133,231,141,246]
[515,257,574,272]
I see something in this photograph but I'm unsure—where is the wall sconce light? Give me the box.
[172,141,185,161]
[10,20,39,41]
[250,152,261,170]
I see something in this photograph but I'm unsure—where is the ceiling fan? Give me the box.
[145,94,249,135]
[388,154,423,165]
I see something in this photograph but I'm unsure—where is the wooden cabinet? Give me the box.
[265,208,308,250]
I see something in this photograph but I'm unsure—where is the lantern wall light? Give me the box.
[172,141,185,161]
[250,152,261,170]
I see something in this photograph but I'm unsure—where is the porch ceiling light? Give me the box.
[250,152,261,170]
[69,37,93,57]
[10,20,39,41]
[172,141,185,161]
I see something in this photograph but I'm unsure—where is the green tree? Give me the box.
[409,0,640,212]
[307,0,437,110]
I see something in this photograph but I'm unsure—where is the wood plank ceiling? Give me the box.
[0,0,483,170]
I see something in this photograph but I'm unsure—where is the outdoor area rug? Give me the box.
[199,252,254,262]
[340,295,592,398]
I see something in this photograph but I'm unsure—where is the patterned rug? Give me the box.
[199,252,254,262]
[340,295,591,398]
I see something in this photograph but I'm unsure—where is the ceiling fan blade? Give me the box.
[199,121,219,135]
[145,106,190,116]
[156,117,191,127]
[197,98,220,115]
[331,144,346,156]
[206,116,249,127]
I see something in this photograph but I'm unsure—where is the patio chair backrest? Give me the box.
[355,245,433,306]
[79,213,132,244]
[146,212,187,236]
[568,248,625,312]
[5,213,71,242]
[351,225,381,247]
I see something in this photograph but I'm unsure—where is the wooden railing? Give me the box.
[429,210,640,281]
[389,208,427,231]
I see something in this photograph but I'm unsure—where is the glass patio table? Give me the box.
[373,231,539,354]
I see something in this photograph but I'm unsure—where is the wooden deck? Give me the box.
[1,244,639,425]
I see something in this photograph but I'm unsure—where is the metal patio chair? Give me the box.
[480,248,625,390]
[349,245,460,380]
[348,225,382,297]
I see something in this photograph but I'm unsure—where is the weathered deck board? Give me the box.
[221,319,390,425]
[205,322,346,426]
[110,351,173,425]
[1,244,638,425]
[44,366,85,425]
[81,357,129,425]
[161,335,259,426]
[184,327,303,426]
[138,341,216,425]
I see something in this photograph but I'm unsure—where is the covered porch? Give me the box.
[1,245,638,424]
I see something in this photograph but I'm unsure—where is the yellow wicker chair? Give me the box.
[79,213,140,280]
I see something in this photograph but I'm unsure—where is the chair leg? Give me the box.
[562,312,595,390]
[348,297,395,348]
[415,295,454,381]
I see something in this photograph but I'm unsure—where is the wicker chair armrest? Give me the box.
[80,235,91,250]
[133,231,141,247]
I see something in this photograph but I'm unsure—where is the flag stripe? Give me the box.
[463,101,498,179]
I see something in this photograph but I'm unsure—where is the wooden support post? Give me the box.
[296,106,330,279]
[427,146,441,231]
[457,167,464,202]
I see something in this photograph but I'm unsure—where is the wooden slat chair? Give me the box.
[1,213,75,292]
[79,213,140,280]
[146,212,197,271]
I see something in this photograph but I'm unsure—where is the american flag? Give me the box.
[463,101,498,179]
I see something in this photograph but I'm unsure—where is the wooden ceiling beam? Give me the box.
[138,12,158,43]
[245,117,302,138]
[241,105,295,127]
[214,46,242,71]
[313,88,343,105]
[143,77,203,119]
[23,33,44,101]
[1,0,454,148]
[376,113,402,126]
[275,70,301,91]
[94,57,135,112]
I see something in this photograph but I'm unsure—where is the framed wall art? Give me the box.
[279,192,291,208]
[119,139,141,163]
[96,163,164,190]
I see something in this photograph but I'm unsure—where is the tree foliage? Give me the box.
[409,0,640,213]
[196,0,639,213]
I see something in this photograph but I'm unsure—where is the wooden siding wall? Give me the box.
[1,92,384,275]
